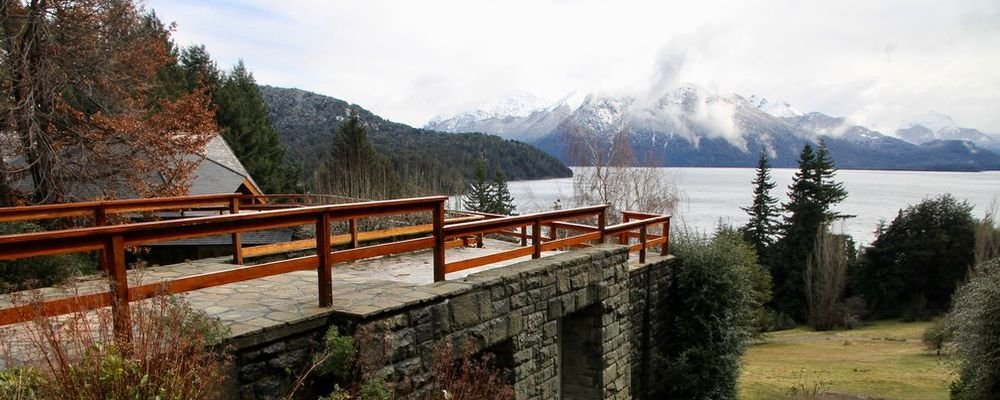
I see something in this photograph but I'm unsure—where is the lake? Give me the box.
[455,167,1000,246]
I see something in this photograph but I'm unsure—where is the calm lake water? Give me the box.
[455,167,1000,246]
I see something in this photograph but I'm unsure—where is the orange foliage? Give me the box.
[0,0,218,204]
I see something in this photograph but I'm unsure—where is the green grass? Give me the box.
[740,320,956,400]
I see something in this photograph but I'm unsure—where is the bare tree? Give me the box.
[805,225,849,331]
[974,198,1000,267]
[563,122,676,223]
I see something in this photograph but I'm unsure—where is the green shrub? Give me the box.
[947,258,1000,399]
[0,367,41,400]
[652,229,758,399]
[922,318,953,356]
[0,222,97,293]
[315,326,357,381]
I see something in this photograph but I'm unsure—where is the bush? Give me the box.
[946,258,1000,399]
[651,230,758,399]
[758,309,797,333]
[922,318,953,356]
[314,326,357,381]
[0,292,231,399]
[854,195,976,319]
[0,222,96,293]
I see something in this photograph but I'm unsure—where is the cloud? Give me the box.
[147,0,1000,134]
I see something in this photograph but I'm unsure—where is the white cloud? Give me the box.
[148,0,1000,134]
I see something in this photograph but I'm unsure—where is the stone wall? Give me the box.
[226,244,675,400]
[627,255,673,400]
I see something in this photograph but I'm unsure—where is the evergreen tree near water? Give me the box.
[772,140,849,321]
[463,157,494,213]
[741,147,781,257]
[491,170,517,216]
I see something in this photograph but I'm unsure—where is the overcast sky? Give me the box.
[146,0,1000,134]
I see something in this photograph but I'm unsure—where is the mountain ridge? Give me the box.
[258,85,572,194]
[427,86,1000,172]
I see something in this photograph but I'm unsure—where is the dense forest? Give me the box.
[259,86,572,195]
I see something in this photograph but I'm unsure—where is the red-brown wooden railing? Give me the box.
[0,194,670,341]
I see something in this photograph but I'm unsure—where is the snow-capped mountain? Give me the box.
[896,111,1000,152]
[748,95,804,119]
[427,87,1000,171]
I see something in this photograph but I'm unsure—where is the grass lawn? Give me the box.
[740,320,956,399]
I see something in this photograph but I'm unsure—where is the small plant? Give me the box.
[922,318,954,356]
[314,326,357,380]
[0,367,41,400]
[786,370,831,398]
[1,289,231,400]
[424,341,514,400]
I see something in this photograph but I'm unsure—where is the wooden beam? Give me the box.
[444,246,535,274]
[106,235,131,346]
[433,201,446,282]
[230,199,243,265]
[317,213,332,307]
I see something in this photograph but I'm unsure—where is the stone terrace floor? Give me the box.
[1,239,561,339]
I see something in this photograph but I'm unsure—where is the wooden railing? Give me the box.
[0,195,670,340]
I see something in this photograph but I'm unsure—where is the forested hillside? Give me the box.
[259,86,572,194]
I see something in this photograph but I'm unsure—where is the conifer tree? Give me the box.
[491,170,517,215]
[316,112,400,199]
[771,141,849,321]
[214,61,297,193]
[741,147,780,257]
[463,157,493,213]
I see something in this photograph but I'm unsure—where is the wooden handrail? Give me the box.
[0,195,672,341]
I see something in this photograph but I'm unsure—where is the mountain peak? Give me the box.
[903,111,959,132]
[747,94,804,119]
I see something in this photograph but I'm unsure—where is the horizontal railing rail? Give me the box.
[0,195,671,342]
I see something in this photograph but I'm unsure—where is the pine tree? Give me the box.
[316,112,400,199]
[741,147,781,257]
[491,170,517,215]
[463,157,493,213]
[813,139,849,221]
[771,142,850,321]
[214,61,297,193]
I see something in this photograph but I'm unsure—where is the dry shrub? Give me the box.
[0,287,231,400]
[424,341,514,400]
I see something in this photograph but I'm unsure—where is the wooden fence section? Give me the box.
[0,194,671,340]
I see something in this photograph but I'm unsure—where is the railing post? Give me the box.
[521,225,528,247]
[95,207,109,273]
[316,213,333,307]
[547,223,556,241]
[229,199,243,265]
[105,234,132,348]
[598,208,607,244]
[433,201,446,282]
[349,218,359,249]
[639,225,647,263]
[619,214,629,245]
[661,218,670,256]
[532,218,542,259]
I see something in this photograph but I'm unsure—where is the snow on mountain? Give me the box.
[747,95,804,119]
[427,87,1000,171]
[896,111,1000,152]
[902,111,959,133]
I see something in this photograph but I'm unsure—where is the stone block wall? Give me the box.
[627,256,673,400]
[226,245,676,400]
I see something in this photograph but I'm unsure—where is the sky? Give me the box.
[146,0,1000,134]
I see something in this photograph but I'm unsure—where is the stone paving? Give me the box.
[1,239,562,338]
